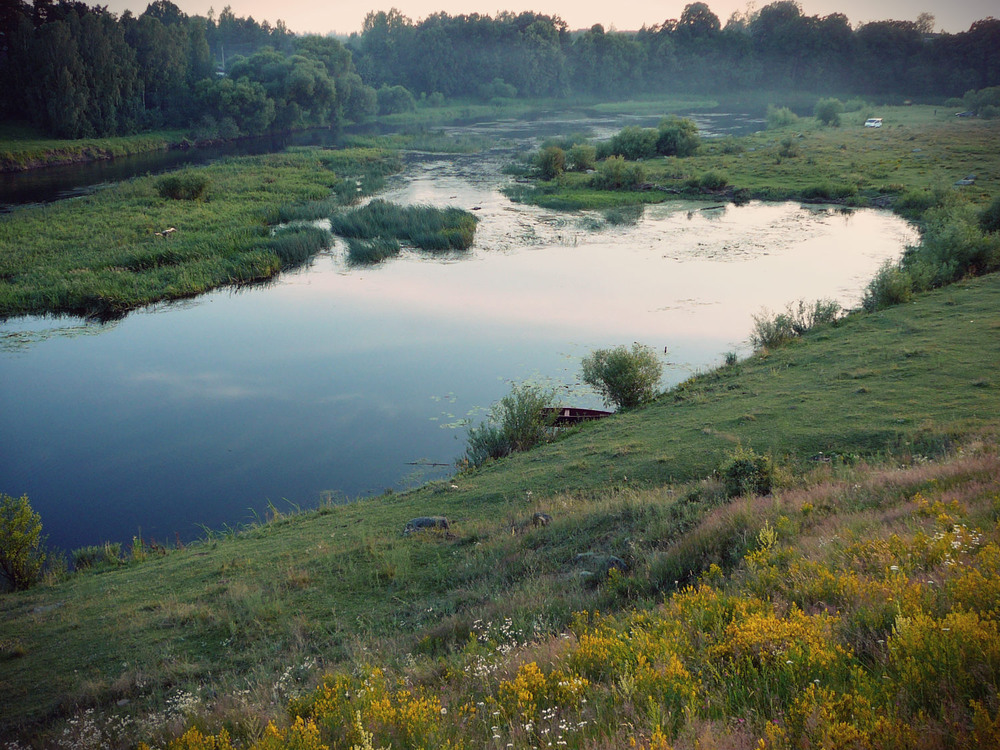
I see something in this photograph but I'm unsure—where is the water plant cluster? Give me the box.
[330,199,478,264]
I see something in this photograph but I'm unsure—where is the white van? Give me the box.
[864,118,883,128]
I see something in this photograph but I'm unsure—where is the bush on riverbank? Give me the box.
[462,383,558,468]
[156,172,211,201]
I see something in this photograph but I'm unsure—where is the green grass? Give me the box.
[0,147,400,318]
[0,123,188,171]
[512,106,1000,212]
[1,272,998,745]
[329,199,478,253]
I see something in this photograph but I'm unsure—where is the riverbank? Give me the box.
[2,271,998,746]
[0,147,401,319]
[511,105,1000,213]
[0,94,721,174]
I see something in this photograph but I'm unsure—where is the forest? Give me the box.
[1,0,999,141]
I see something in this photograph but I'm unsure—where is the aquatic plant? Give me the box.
[329,200,477,251]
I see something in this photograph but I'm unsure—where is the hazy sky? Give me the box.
[101,0,995,37]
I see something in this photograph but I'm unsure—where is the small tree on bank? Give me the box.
[0,493,47,591]
[462,383,558,468]
[814,97,844,126]
[581,343,663,411]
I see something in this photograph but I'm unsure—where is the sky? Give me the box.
[101,0,995,37]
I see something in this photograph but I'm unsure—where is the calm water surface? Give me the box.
[0,123,917,552]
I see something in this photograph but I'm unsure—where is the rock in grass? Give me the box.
[403,516,450,535]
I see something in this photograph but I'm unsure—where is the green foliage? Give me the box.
[750,299,841,349]
[462,383,558,468]
[156,171,211,200]
[862,261,914,312]
[581,342,663,411]
[814,97,845,126]
[979,195,1000,234]
[72,542,122,571]
[346,237,401,265]
[961,85,1000,116]
[766,105,799,129]
[590,156,646,190]
[478,77,517,101]
[778,135,799,158]
[895,187,950,220]
[602,204,644,226]
[376,85,416,115]
[697,170,729,190]
[720,443,774,497]
[567,143,597,172]
[535,146,566,181]
[655,116,700,157]
[903,202,1000,287]
[600,126,658,161]
[0,494,46,591]
[329,200,477,251]
[265,225,331,268]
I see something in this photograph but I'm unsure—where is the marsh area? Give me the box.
[0,113,918,552]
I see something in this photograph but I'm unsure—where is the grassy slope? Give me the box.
[2,272,998,741]
[0,123,186,172]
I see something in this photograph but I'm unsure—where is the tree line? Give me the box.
[1,0,998,140]
[348,2,999,101]
[0,0,375,138]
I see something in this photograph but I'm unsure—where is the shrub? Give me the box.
[862,261,914,312]
[376,85,416,115]
[591,156,646,190]
[766,105,798,129]
[778,135,799,158]
[980,195,1000,234]
[581,343,662,411]
[157,172,211,200]
[656,116,700,157]
[462,383,558,468]
[895,187,949,220]
[698,170,729,190]
[426,91,445,108]
[603,126,659,160]
[72,542,122,571]
[750,299,840,349]
[904,203,1000,286]
[720,443,774,498]
[478,77,517,101]
[0,493,46,591]
[567,143,597,171]
[535,146,565,181]
[814,97,844,126]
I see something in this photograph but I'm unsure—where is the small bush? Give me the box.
[778,136,799,158]
[157,172,211,200]
[567,143,597,172]
[980,195,1000,234]
[462,383,557,468]
[72,542,122,571]
[0,493,46,591]
[895,187,949,220]
[766,105,799,129]
[656,116,700,157]
[814,98,845,126]
[591,156,646,190]
[535,146,566,181]
[698,170,729,190]
[720,443,774,498]
[376,85,416,115]
[862,261,914,312]
[426,91,445,108]
[581,342,662,411]
[603,126,659,161]
[478,77,517,101]
[751,299,840,349]
[720,136,744,154]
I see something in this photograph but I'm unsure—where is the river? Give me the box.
[0,112,918,553]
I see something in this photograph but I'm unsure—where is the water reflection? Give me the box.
[0,136,918,553]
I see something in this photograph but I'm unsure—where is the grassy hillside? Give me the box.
[2,272,998,747]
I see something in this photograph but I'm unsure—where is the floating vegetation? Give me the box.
[346,237,401,265]
[329,199,478,255]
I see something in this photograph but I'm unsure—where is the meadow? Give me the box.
[0,147,401,318]
[1,272,999,747]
